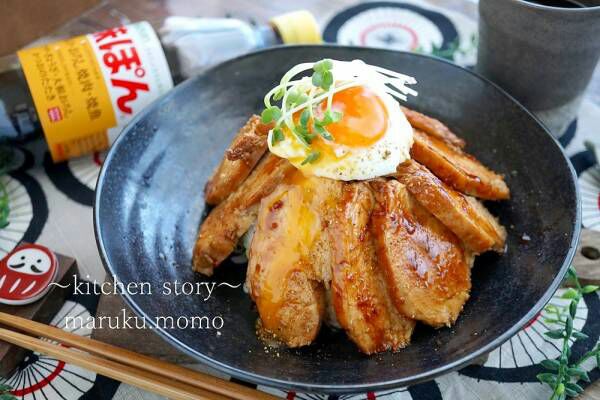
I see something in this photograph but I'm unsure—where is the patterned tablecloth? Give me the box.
[1,1,600,399]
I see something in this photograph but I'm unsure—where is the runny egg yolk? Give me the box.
[317,86,389,148]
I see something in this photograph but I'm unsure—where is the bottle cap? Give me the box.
[270,10,322,45]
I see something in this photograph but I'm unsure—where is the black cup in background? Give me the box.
[477,0,600,137]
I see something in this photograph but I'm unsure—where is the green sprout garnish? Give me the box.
[271,128,284,145]
[260,106,281,125]
[301,151,321,165]
[261,59,343,163]
[311,59,334,90]
[261,59,418,166]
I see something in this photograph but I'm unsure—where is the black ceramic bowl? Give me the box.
[94,46,580,393]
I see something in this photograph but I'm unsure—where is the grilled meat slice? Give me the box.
[411,129,510,200]
[329,182,415,354]
[246,174,342,347]
[204,115,272,205]
[370,179,472,328]
[397,160,506,254]
[193,154,295,275]
[400,106,465,148]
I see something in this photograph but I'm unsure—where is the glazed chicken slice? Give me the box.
[370,179,472,328]
[329,182,415,353]
[193,154,295,275]
[401,106,466,148]
[411,129,510,200]
[397,160,506,254]
[204,115,272,205]
[246,173,342,347]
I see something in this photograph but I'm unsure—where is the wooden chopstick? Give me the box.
[0,312,277,400]
[0,326,226,400]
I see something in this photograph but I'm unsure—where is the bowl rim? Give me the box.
[94,44,582,393]
[511,0,600,13]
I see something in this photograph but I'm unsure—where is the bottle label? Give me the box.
[17,22,173,162]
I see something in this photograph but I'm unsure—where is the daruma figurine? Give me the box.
[0,244,58,305]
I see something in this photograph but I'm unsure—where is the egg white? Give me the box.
[267,60,415,181]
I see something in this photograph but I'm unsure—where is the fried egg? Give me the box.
[267,60,417,181]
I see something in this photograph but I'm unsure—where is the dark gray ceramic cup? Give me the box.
[477,0,600,136]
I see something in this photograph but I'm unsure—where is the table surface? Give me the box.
[24,0,600,398]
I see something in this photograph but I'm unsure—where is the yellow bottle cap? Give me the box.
[270,10,322,45]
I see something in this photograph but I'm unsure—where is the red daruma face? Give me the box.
[0,244,58,305]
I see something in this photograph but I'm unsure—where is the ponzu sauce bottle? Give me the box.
[0,10,321,162]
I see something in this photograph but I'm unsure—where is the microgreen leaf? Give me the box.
[313,59,333,73]
[314,124,334,141]
[317,110,343,126]
[312,59,334,91]
[313,124,325,134]
[271,128,284,146]
[300,108,311,128]
[293,126,312,146]
[315,114,330,126]
[261,106,282,124]
[321,71,333,90]
[312,71,324,88]
[294,124,308,135]
[287,89,308,108]
[301,151,321,165]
